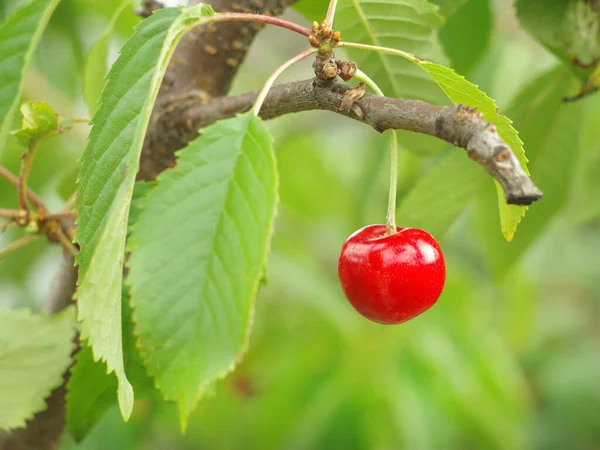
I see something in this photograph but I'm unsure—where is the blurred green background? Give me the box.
[1,0,600,449]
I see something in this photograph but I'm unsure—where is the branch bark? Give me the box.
[156,79,543,205]
[141,0,301,180]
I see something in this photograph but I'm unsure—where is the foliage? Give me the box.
[128,112,277,429]
[0,0,599,449]
[0,307,76,429]
[74,3,216,420]
[515,0,600,81]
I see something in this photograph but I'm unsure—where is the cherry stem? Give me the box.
[252,48,317,116]
[354,69,398,235]
[215,12,311,37]
[324,0,339,27]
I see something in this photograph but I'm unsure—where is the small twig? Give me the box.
[0,164,47,212]
[1,222,19,232]
[252,48,317,115]
[18,142,40,212]
[43,212,77,222]
[0,234,41,260]
[0,208,26,221]
[53,227,78,257]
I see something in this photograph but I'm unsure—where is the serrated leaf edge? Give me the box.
[0,307,76,430]
[125,114,278,431]
[73,3,216,420]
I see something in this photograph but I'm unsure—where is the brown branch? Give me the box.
[0,209,25,221]
[0,165,46,212]
[141,0,301,180]
[156,79,543,205]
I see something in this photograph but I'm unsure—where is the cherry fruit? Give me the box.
[338,225,445,324]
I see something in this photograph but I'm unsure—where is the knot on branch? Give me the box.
[313,53,338,86]
[436,105,543,205]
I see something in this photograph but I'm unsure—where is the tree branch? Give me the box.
[142,0,301,180]
[156,79,543,205]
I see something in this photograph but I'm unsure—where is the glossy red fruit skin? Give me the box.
[338,225,445,324]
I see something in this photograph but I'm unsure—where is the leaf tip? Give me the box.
[118,379,135,421]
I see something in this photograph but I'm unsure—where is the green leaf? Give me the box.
[67,286,156,441]
[74,3,216,420]
[127,113,278,429]
[11,100,60,146]
[128,181,156,230]
[0,0,61,153]
[429,0,468,18]
[515,0,600,81]
[437,0,492,75]
[83,0,133,115]
[418,62,530,241]
[569,93,600,224]
[396,149,485,237]
[66,343,117,441]
[473,68,579,276]
[0,307,76,430]
[293,0,328,22]
[334,0,449,104]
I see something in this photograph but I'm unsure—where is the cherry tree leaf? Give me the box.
[419,62,530,241]
[0,307,76,430]
[436,0,492,75]
[516,0,600,81]
[396,149,485,237]
[334,0,449,104]
[127,113,277,430]
[473,68,579,276]
[74,3,216,420]
[67,286,155,441]
[0,0,61,153]
[83,0,136,115]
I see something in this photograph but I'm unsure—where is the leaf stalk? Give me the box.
[252,48,317,116]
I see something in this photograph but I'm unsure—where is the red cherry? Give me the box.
[338,225,445,324]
